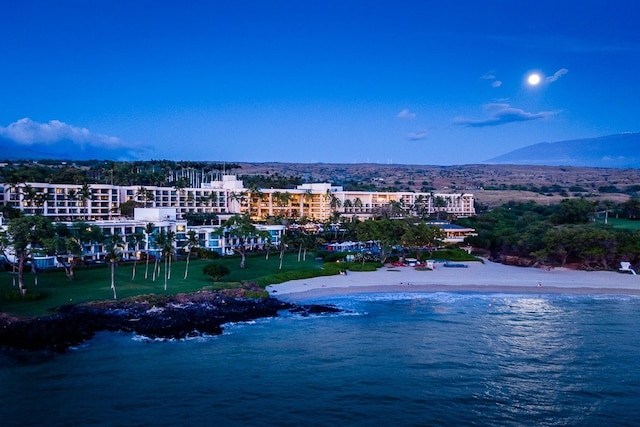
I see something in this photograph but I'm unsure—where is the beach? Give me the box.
[267,259,640,301]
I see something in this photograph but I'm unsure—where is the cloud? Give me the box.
[396,109,416,120]
[453,103,557,128]
[546,68,568,83]
[406,130,428,141]
[481,72,502,88]
[0,118,147,160]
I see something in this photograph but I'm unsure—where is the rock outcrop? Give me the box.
[0,291,340,352]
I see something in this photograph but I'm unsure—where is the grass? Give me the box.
[0,248,465,318]
[599,217,640,230]
[0,252,327,318]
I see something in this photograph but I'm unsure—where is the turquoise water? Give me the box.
[2,292,640,426]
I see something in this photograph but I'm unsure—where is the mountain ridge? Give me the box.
[485,133,640,168]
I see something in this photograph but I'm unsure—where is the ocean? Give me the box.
[2,291,640,426]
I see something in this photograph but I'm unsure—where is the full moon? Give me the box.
[528,73,541,85]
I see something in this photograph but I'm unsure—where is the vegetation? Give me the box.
[458,199,640,270]
[0,253,325,317]
[202,262,230,282]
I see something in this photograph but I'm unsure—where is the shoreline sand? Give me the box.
[267,259,640,302]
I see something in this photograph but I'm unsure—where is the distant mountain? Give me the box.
[485,133,640,168]
[0,137,138,161]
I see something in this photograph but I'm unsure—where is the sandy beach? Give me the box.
[267,259,640,301]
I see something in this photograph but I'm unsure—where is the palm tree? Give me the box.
[144,222,155,279]
[414,195,427,217]
[67,188,78,219]
[278,233,292,270]
[152,229,166,282]
[263,234,273,260]
[128,231,145,280]
[330,194,342,212]
[433,196,448,220]
[79,183,93,220]
[247,185,263,218]
[302,189,313,217]
[229,191,248,213]
[163,230,176,289]
[354,197,363,213]
[137,186,155,207]
[22,184,37,210]
[183,230,199,280]
[105,232,124,299]
[216,214,258,269]
[33,191,51,215]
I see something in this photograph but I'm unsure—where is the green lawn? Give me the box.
[603,218,640,230]
[0,252,324,318]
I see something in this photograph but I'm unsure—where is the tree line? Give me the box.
[458,198,640,270]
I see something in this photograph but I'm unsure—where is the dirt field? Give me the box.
[235,162,638,207]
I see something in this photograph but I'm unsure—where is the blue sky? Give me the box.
[1,1,638,165]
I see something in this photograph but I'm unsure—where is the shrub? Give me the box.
[203,262,231,281]
[4,289,43,301]
[429,248,480,262]
[321,252,352,263]
[244,290,270,299]
[193,248,221,260]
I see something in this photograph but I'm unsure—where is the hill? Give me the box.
[485,133,640,168]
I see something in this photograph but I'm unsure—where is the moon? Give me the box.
[527,73,541,85]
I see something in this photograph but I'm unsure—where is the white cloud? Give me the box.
[0,118,127,147]
[406,130,428,141]
[481,71,502,88]
[546,68,568,83]
[396,109,416,120]
[453,103,557,128]
[0,118,147,160]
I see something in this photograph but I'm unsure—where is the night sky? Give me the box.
[1,1,638,164]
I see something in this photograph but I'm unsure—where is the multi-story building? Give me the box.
[0,175,475,222]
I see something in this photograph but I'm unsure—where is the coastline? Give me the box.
[267,259,640,301]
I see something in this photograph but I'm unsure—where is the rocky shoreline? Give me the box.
[0,291,340,353]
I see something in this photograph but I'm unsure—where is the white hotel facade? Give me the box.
[0,175,475,261]
[0,175,475,222]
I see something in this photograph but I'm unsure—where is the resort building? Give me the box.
[0,175,475,223]
[427,221,478,244]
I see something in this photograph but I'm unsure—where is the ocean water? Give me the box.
[2,292,640,426]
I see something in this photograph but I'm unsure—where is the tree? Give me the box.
[137,186,155,207]
[79,183,93,220]
[433,196,448,220]
[401,221,444,260]
[144,222,155,279]
[105,232,124,299]
[354,197,363,213]
[553,198,595,224]
[279,233,292,270]
[154,230,175,289]
[165,230,176,284]
[622,197,640,220]
[356,218,405,263]
[1,216,54,295]
[183,230,199,280]
[72,221,104,264]
[203,262,230,282]
[128,231,145,280]
[229,190,248,212]
[329,194,342,211]
[45,223,82,281]
[216,214,260,269]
